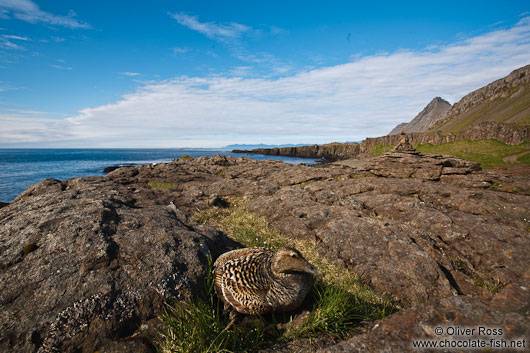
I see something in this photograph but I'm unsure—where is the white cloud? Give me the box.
[0,37,25,50]
[120,72,141,77]
[170,12,251,42]
[0,113,72,144]
[2,17,530,148]
[169,13,286,71]
[172,47,189,54]
[0,34,31,50]
[51,63,71,70]
[2,34,30,41]
[0,0,90,29]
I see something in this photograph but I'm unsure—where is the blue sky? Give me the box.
[1,0,530,147]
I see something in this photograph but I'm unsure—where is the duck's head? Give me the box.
[271,247,320,277]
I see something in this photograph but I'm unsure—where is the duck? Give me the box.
[213,247,319,317]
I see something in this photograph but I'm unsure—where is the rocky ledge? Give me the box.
[1,145,529,352]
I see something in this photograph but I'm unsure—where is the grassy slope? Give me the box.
[366,139,530,170]
[433,84,530,134]
[414,140,530,169]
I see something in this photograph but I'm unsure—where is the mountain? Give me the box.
[388,97,451,135]
[432,64,530,133]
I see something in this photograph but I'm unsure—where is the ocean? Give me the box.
[0,148,320,203]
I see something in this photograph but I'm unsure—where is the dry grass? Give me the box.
[147,180,178,190]
[194,197,395,311]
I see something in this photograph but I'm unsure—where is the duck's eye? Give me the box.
[290,253,297,258]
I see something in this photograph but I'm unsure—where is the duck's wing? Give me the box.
[214,250,273,315]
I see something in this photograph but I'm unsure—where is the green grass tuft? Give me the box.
[147,180,178,190]
[157,255,271,353]
[490,181,521,194]
[291,283,392,339]
[473,278,505,294]
[516,151,530,164]
[367,144,394,157]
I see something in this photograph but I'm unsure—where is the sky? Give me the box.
[0,0,530,148]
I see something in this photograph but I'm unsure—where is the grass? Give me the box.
[156,198,397,352]
[490,181,521,194]
[157,255,271,353]
[414,139,530,169]
[367,144,394,157]
[473,278,505,294]
[517,151,530,164]
[147,180,178,190]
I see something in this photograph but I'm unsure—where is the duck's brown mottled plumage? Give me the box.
[213,247,318,315]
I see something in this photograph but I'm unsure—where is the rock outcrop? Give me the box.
[0,176,237,352]
[237,121,529,161]
[362,121,530,152]
[234,142,361,162]
[359,136,481,180]
[388,97,451,135]
[1,154,529,352]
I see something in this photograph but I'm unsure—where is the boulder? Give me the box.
[0,177,236,352]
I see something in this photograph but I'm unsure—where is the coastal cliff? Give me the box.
[234,142,361,161]
[1,151,529,352]
[236,121,529,161]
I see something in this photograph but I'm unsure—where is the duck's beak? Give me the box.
[309,264,322,277]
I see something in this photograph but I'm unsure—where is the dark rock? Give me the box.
[0,177,236,352]
[234,142,361,161]
[103,165,122,173]
[209,195,230,208]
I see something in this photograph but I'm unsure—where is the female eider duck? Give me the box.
[213,247,319,318]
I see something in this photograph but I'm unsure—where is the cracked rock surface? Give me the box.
[1,150,529,352]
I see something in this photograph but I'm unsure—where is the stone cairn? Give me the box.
[389,136,419,155]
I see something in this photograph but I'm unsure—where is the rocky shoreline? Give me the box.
[1,141,529,352]
[233,122,530,162]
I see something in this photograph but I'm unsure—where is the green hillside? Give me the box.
[432,83,530,134]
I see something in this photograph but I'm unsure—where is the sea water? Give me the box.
[0,149,320,203]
